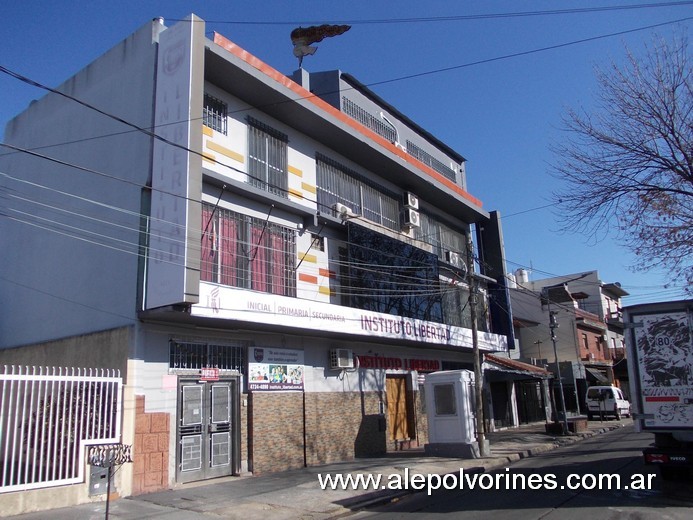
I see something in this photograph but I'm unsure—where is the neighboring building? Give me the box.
[0,16,513,511]
[508,270,629,415]
[482,354,553,430]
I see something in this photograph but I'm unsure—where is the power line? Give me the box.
[2,171,475,296]
[2,14,688,240]
[3,13,690,160]
[7,165,678,331]
[502,202,561,218]
[1,167,466,286]
[171,2,693,26]
[5,163,685,302]
[365,16,693,88]
[3,146,684,304]
[0,275,138,323]
[2,16,688,303]
[503,258,687,302]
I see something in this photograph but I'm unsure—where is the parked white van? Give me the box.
[586,386,631,420]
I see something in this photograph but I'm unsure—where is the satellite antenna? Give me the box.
[290,24,351,67]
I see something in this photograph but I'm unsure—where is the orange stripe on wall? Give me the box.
[299,273,318,284]
[202,152,216,163]
[288,165,303,177]
[212,32,482,209]
[319,268,336,279]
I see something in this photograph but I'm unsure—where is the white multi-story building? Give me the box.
[0,15,513,512]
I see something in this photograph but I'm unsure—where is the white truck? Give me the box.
[624,300,693,480]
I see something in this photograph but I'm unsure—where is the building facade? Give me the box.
[508,270,629,416]
[0,16,513,512]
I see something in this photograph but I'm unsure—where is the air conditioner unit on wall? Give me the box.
[330,348,354,370]
[403,208,420,228]
[445,251,462,268]
[404,192,419,210]
[332,202,355,219]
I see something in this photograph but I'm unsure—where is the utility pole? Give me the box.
[547,302,569,435]
[467,233,489,457]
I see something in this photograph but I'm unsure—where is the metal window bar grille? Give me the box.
[0,366,122,493]
[247,118,288,198]
[339,98,457,184]
[203,94,227,135]
[341,97,397,143]
[200,205,297,297]
[405,141,457,182]
[316,155,399,231]
[169,340,247,372]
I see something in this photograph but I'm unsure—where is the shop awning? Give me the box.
[585,367,609,383]
[484,354,552,379]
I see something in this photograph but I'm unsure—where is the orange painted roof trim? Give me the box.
[212,32,483,209]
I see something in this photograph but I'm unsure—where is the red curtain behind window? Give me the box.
[270,232,286,295]
[201,207,215,282]
[219,214,237,286]
[250,225,268,291]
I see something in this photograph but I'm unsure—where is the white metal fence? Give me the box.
[0,366,122,493]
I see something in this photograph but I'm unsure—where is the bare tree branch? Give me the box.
[551,30,692,292]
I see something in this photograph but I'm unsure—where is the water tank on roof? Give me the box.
[507,273,517,289]
[515,268,529,284]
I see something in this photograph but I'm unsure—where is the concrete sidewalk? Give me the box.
[8,419,632,520]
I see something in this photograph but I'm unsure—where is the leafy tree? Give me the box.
[551,32,692,292]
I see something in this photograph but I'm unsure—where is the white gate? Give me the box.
[0,366,122,493]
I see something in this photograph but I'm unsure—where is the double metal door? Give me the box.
[177,378,240,483]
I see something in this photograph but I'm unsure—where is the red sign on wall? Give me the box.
[200,367,220,381]
[356,355,440,372]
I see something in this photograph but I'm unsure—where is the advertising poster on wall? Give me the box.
[634,311,693,429]
[248,347,304,391]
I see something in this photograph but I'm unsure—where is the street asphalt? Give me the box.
[6,419,633,520]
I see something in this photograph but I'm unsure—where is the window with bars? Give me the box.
[341,97,397,142]
[170,339,247,372]
[316,154,399,231]
[201,204,296,297]
[339,97,459,185]
[203,94,227,135]
[247,117,288,197]
[406,141,457,182]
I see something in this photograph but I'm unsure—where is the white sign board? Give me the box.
[248,347,304,391]
[193,282,507,351]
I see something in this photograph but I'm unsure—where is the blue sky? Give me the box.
[1,1,691,304]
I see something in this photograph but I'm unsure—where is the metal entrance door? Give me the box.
[177,378,240,483]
